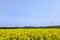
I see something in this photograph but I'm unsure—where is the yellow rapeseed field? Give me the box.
[0,28,60,40]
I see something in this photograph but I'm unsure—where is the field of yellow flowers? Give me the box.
[0,28,60,40]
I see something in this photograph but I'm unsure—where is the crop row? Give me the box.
[0,29,60,40]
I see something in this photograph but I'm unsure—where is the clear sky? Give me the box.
[0,0,60,27]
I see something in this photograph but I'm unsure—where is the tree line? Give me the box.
[0,25,60,29]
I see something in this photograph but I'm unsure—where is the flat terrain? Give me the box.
[0,28,60,40]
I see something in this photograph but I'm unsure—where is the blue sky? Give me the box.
[0,0,60,27]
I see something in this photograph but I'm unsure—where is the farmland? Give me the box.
[0,28,60,40]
